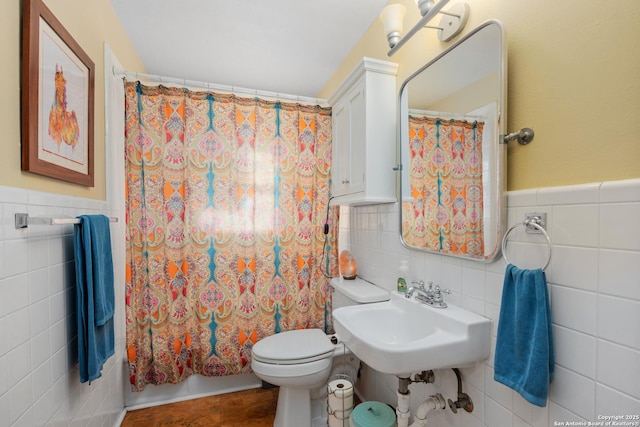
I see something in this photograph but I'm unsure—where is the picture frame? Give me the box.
[21,0,95,186]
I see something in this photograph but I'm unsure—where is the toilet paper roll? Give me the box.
[327,379,354,412]
[328,408,352,427]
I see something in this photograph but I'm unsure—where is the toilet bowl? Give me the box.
[251,277,390,427]
[252,328,342,427]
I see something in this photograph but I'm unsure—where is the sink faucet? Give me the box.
[406,281,450,308]
[406,280,429,300]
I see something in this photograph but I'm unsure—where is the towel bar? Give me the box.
[501,216,552,271]
[15,213,118,229]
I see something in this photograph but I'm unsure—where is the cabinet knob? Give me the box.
[342,179,350,184]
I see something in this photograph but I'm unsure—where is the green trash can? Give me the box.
[349,401,396,427]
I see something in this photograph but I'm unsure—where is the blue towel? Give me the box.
[494,264,554,407]
[74,215,115,383]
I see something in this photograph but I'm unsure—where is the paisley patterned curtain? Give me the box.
[402,116,484,257]
[124,82,339,391]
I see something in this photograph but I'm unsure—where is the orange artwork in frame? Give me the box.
[21,0,95,186]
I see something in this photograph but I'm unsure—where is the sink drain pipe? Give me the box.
[396,378,411,427]
[396,374,446,427]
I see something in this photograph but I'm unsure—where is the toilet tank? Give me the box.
[330,277,389,309]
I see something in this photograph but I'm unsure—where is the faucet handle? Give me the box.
[432,285,452,306]
[433,285,451,295]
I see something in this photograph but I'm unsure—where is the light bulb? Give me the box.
[379,4,406,48]
[416,0,435,16]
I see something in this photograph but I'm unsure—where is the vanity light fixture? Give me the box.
[380,0,470,56]
[379,3,406,49]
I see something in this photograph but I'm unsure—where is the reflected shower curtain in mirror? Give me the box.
[124,82,338,391]
[403,116,484,257]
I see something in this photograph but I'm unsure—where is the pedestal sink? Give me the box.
[332,291,491,377]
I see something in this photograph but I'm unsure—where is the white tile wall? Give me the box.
[341,178,640,426]
[0,188,126,427]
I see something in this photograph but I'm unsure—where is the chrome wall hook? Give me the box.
[503,127,534,145]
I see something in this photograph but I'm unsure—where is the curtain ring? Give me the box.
[501,220,552,271]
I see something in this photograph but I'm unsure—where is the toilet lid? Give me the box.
[252,329,334,365]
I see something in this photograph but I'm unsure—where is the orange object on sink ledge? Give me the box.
[339,250,357,280]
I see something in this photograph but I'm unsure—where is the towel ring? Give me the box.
[501,219,552,271]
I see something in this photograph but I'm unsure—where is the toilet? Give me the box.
[251,276,389,427]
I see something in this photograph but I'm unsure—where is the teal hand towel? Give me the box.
[494,264,554,407]
[74,215,115,383]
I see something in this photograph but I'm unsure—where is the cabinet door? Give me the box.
[346,81,365,194]
[328,57,398,205]
[331,98,349,197]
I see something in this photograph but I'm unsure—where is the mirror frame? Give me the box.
[397,20,507,262]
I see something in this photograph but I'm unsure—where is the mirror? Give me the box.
[398,20,506,261]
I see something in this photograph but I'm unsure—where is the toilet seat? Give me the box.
[252,329,335,365]
[252,356,332,379]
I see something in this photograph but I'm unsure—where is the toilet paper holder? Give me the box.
[327,375,355,423]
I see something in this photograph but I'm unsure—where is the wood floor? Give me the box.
[121,387,279,427]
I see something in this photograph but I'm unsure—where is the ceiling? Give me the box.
[109,0,390,98]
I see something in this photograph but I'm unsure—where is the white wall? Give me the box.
[0,46,129,427]
[0,188,126,426]
[341,178,640,426]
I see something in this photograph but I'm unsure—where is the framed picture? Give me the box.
[21,0,95,186]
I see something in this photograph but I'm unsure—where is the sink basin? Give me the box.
[332,291,491,377]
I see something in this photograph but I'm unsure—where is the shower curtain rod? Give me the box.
[112,66,328,107]
[409,108,487,121]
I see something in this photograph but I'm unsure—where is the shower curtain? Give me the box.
[124,82,339,391]
[402,116,484,257]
